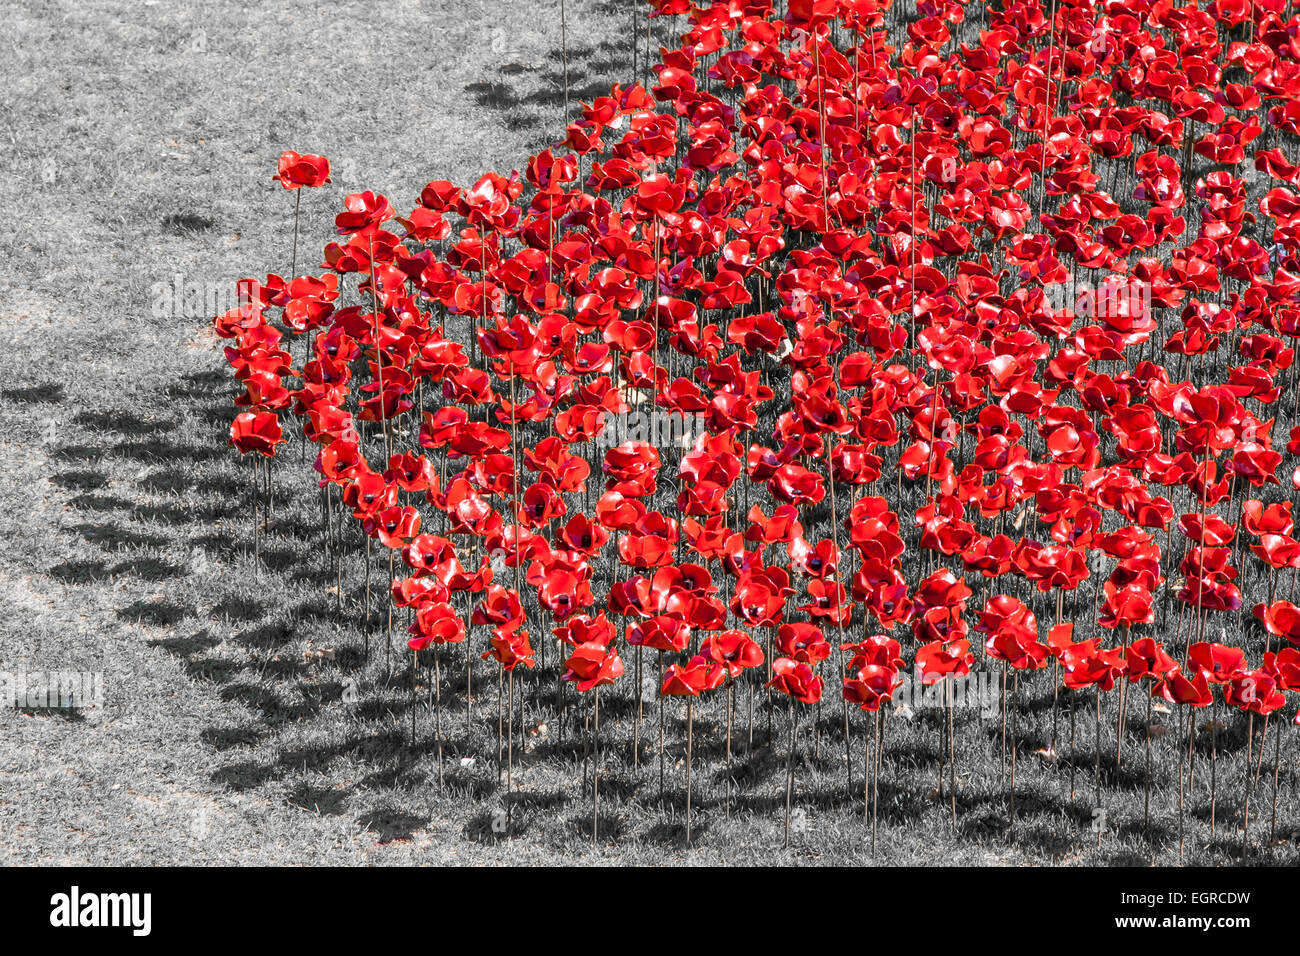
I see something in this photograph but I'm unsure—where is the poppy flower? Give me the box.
[1253,601,1300,646]
[552,613,616,649]
[562,642,625,692]
[916,637,975,684]
[275,151,331,189]
[483,629,536,671]
[1124,638,1179,683]
[844,665,902,711]
[408,601,466,650]
[775,622,831,665]
[700,629,765,678]
[334,191,395,236]
[1187,642,1248,683]
[730,565,792,627]
[1159,669,1214,708]
[626,614,691,653]
[661,655,725,696]
[473,584,525,634]
[767,657,823,705]
[229,411,283,457]
[1224,670,1286,716]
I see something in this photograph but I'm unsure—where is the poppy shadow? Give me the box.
[201,725,264,751]
[356,807,429,844]
[4,382,65,403]
[183,656,243,684]
[232,621,294,652]
[211,760,277,791]
[49,444,102,463]
[219,682,320,724]
[73,410,177,436]
[641,817,708,848]
[464,808,511,844]
[148,628,221,656]
[16,705,88,723]
[51,470,108,491]
[112,438,221,463]
[72,521,167,551]
[161,212,216,235]
[569,811,626,845]
[288,781,351,817]
[117,598,191,626]
[49,559,109,584]
[209,595,265,622]
[465,80,519,110]
[110,556,184,582]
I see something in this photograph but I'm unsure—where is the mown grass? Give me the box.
[2,0,1298,866]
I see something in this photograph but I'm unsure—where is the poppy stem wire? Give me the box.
[1253,711,1271,795]
[659,649,666,803]
[685,695,693,847]
[822,433,853,798]
[948,692,957,827]
[725,678,735,818]
[1011,669,1019,831]
[593,685,601,844]
[1095,685,1102,849]
[1144,681,1152,852]
[873,707,883,854]
[507,667,515,829]
[630,641,642,769]
[291,187,301,283]
[1270,719,1283,847]
[1243,710,1254,858]
[864,707,872,820]
[784,698,797,848]
[422,644,438,793]
[1210,692,1219,837]
[497,657,504,787]
[561,0,569,123]
[250,455,260,575]
[1115,677,1127,768]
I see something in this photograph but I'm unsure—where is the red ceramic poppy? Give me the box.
[275,151,331,189]
[767,657,823,704]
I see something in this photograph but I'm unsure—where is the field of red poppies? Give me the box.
[201,0,1300,865]
[11,0,1300,867]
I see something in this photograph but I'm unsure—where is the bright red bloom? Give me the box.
[408,601,466,650]
[275,151,331,189]
[767,657,823,705]
[483,629,536,671]
[844,665,902,712]
[700,629,764,678]
[562,642,625,692]
[1254,601,1300,645]
[661,655,724,696]
[775,622,831,665]
[1187,642,1248,684]
[229,412,283,457]
[335,191,395,236]
[915,638,975,685]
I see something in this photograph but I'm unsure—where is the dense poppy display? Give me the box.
[217,0,1300,853]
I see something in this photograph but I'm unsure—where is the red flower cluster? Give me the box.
[217,0,1300,826]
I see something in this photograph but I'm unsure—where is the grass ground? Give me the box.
[2,0,1298,866]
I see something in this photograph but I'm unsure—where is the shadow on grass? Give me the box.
[357,806,429,844]
[3,382,65,403]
